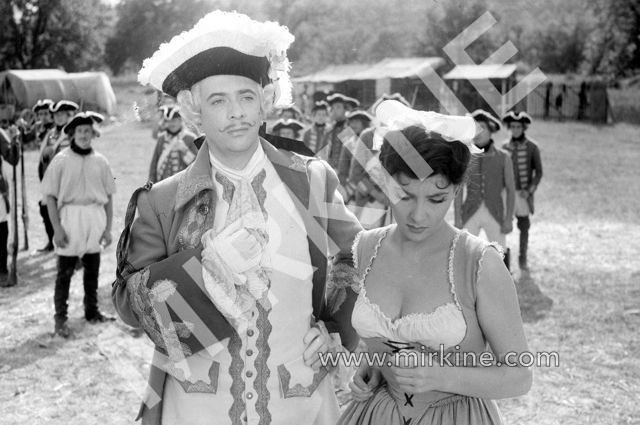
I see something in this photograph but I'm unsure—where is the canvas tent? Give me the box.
[294,57,446,111]
[443,64,518,116]
[0,69,117,115]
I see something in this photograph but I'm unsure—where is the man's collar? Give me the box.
[174,136,309,211]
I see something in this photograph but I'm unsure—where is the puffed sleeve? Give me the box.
[41,154,63,200]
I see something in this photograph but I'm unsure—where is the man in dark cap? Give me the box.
[0,128,20,287]
[276,105,302,121]
[455,109,515,270]
[501,111,543,271]
[271,118,305,139]
[37,100,78,252]
[32,99,55,146]
[324,93,360,175]
[42,111,115,335]
[148,105,198,183]
[338,110,373,198]
[302,100,331,153]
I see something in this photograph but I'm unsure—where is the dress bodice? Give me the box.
[351,227,467,350]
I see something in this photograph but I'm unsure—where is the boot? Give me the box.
[517,216,530,270]
[54,319,71,338]
[36,242,54,253]
[504,248,511,272]
[86,311,115,324]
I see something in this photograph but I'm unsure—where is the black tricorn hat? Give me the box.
[326,93,360,108]
[346,109,374,123]
[311,100,329,112]
[469,109,502,132]
[63,111,104,135]
[50,100,79,113]
[159,105,181,120]
[502,110,532,125]
[272,118,305,133]
[32,99,54,113]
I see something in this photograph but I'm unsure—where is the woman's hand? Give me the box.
[389,351,443,394]
[349,362,383,401]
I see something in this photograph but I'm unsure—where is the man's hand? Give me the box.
[501,220,513,234]
[100,230,113,247]
[303,321,330,371]
[53,228,68,248]
[349,362,383,401]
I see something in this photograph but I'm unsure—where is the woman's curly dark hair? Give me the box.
[379,125,471,187]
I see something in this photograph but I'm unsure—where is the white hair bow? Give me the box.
[375,100,480,142]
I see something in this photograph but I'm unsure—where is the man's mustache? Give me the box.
[219,121,257,132]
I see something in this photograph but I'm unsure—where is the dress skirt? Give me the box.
[337,384,503,425]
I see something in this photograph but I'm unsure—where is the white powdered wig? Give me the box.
[138,10,295,107]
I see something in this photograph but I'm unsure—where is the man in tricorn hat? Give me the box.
[112,11,362,425]
[455,109,515,270]
[42,111,115,335]
[271,117,305,139]
[148,105,198,183]
[338,110,374,200]
[32,99,55,145]
[302,100,331,154]
[501,111,543,271]
[37,100,79,252]
[323,93,359,171]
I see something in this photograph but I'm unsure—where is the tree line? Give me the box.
[0,0,638,79]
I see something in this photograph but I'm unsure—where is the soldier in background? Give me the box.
[0,126,21,287]
[33,99,55,146]
[271,118,305,139]
[455,110,515,271]
[148,105,198,183]
[502,111,543,271]
[302,100,331,154]
[37,100,78,252]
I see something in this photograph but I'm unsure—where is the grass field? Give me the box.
[0,82,639,424]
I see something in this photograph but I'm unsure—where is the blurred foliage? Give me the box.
[1,0,637,80]
[0,0,114,71]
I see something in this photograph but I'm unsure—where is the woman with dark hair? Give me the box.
[338,114,531,424]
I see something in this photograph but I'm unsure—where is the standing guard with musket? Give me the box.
[0,126,21,287]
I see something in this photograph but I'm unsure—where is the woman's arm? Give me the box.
[392,248,532,399]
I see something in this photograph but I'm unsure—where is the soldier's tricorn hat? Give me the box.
[469,109,502,133]
[63,111,104,135]
[502,110,532,125]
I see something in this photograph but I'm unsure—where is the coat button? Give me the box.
[198,204,209,215]
[246,370,253,378]
[246,392,254,399]
[247,329,254,337]
[246,349,254,356]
